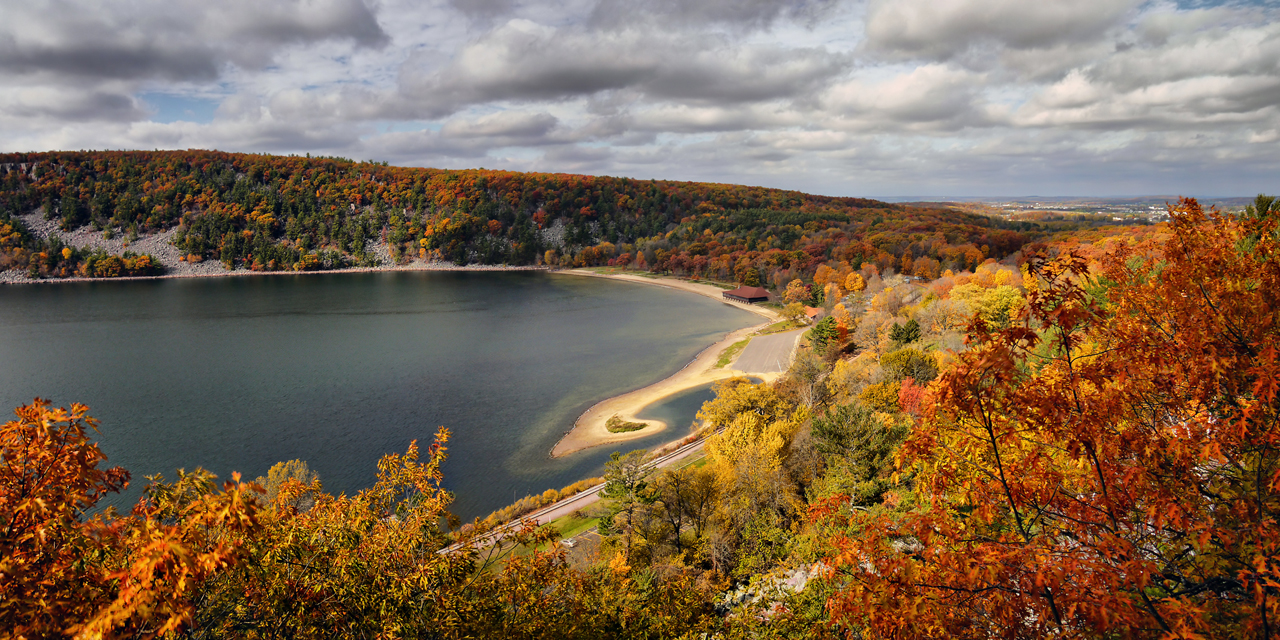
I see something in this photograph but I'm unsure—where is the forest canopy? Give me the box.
[4,199,1280,638]
[0,150,1037,281]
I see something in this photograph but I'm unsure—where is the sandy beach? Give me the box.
[550,270,788,458]
[559,270,779,322]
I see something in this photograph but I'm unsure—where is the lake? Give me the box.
[0,271,757,520]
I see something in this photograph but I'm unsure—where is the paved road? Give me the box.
[442,433,714,554]
[734,328,805,374]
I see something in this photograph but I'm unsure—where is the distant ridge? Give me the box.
[0,149,1106,282]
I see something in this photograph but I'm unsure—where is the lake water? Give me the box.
[0,271,756,520]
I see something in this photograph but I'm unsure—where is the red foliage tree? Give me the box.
[815,200,1280,638]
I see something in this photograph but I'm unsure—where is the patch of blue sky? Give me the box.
[1171,0,1278,8]
[371,121,439,134]
[140,93,219,124]
[653,132,718,146]
[488,147,542,161]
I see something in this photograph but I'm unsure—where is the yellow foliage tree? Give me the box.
[950,283,1025,328]
[868,287,904,316]
[254,459,320,511]
[697,378,793,432]
[699,378,806,469]
[824,282,843,306]
[813,264,836,286]
[827,352,880,402]
[858,380,901,414]
[783,279,809,303]
[782,302,807,323]
[993,267,1019,287]
[844,272,866,293]
[832,303,853,332]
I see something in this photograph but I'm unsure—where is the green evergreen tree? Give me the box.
[810,316,838,353]
[812,403,910,506]
[889,318,921,345]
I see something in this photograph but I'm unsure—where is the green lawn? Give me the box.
[714,339,750,369]
[689,279,736,290]
[553,513,598,540]
[760,320,806,335]
[606,415,648,432]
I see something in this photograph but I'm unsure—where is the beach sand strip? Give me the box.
[549,270,789,458]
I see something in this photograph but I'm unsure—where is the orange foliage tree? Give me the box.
[816,200,1280,638]
[0,399,262,638]
[0,400,129,636]
[0,398,724,638]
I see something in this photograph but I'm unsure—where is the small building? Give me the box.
[723,286,770,304]
[804,306,822,322]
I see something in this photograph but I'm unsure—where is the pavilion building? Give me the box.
[722,286,770,304]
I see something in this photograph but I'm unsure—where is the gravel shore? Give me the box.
[1,214,549,285]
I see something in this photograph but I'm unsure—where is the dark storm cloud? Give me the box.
[0,43,220,82]
[2,88,148,122]
[864,0,1142,61]
[0,0,387,82]
[396,21,847,118]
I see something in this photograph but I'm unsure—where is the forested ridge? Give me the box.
[0,150,1036,281]
[5,197,1280,638]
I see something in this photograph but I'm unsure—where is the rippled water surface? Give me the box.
[0,271,756,519]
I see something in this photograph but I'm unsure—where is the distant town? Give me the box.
[888,196,1257,226]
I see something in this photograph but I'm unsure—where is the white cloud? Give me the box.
[863,0,1141,60]
[0,0,386,81]
[0,0,1277,197]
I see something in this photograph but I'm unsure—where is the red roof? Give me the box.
[724,286,769,298]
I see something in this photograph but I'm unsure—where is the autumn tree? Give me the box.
[189,430,472,637]
[253,458,320,511]
[817,199,1280,638]
[652,464,719,554]
[784,279,810,304]
[0,399,262,638]
[600,450,656,563]
[844,272,866,294]
[0,399,129,636]
[880,346,938,383]
[782,301,807,324]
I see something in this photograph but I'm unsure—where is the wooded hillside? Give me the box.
[0,150,1037,280]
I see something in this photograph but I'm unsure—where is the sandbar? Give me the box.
[550,270,788,458]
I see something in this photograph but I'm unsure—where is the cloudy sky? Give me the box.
[2,0,1277,197]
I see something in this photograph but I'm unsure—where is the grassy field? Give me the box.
[689,278,736,290]
[606,415,648,432]
[760,319,806,335]
[714,339,750,368]
[581,266,660,278]
[553,513,599,540]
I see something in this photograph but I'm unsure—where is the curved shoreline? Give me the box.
[0,261,550,286]
[4,256,789,460]
[550,270,783,458]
